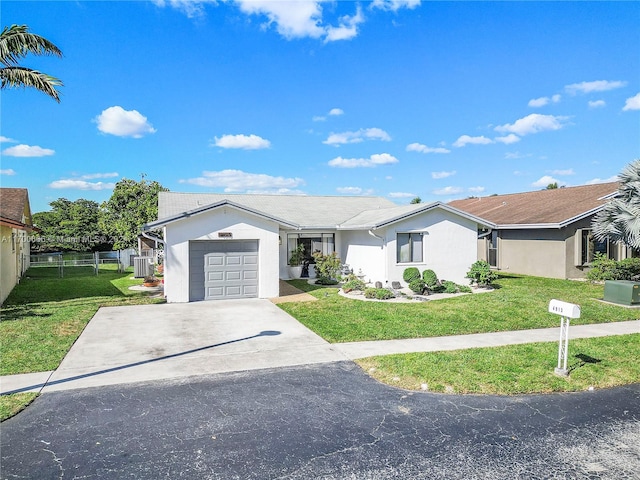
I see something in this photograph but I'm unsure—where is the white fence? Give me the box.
[29,250,133,277]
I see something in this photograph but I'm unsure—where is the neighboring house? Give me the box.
[142,193,492,302]
[0,188,34,304]
[449,182,636,279]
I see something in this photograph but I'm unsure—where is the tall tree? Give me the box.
[410,196,422,204]
[592,159,640,249]
[100,178,168,250]
[0,24,63,102]
[32,198,111,252]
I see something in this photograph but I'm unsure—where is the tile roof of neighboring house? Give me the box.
[148,192,492,231]
[448,182,620,227]
[0,188,32,229]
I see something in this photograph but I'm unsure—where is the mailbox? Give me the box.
[548,299,581,319]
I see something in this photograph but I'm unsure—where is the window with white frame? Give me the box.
[397,232,423,263]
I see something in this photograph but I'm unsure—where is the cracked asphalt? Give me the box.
[1,361,639,479]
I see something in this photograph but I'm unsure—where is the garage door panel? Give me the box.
[192,240,258,301]
[226,271,241,281]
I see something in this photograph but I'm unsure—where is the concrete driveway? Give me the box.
[40,299,348,392]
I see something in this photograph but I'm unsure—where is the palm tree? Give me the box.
[592,159,640,249]
[0,24,63,102]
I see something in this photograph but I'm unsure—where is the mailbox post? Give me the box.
[548,299,581,377]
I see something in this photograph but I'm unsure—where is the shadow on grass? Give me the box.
[0,305,53,322]
[568,353,602,373]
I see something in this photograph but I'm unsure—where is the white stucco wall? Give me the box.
[163,206,280,302]
[341,209,479,286]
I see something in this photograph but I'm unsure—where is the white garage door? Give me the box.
[189,241,258,301]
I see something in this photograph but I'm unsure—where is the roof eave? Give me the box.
[143,200,300,231]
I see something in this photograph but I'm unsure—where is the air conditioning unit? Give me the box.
[603,280,640,306]
[133,257,154,278]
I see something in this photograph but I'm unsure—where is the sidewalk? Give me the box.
[1,320,638,396]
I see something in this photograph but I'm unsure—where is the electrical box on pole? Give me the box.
[548,299,581,377]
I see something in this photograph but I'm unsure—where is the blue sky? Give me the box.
[1,1,639,214]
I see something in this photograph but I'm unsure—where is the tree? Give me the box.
[410,196,422,204]
[100,178,168,250]
[32,198,111,252]
[0,24,63,102]
[546,182,558,189]
[592,159,640,249]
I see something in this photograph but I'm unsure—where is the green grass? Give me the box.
[1,265,165,421]
[357,334,640,394]
[279,275,639,343]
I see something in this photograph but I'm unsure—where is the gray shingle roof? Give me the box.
[157,193,398,228]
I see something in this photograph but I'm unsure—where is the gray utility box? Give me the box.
[603,280,640,306]
[133,256,154,278]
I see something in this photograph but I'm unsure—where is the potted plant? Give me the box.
[288,243,305,279]
[143,275,161,287]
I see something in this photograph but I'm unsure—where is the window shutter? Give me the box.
[574,229,583,266]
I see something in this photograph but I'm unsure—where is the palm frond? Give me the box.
[0,66,62,102]
[0,24,63,66]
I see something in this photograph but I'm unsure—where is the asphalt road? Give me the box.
[2,362,639,479]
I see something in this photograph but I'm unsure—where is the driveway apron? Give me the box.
[42,299,348,393]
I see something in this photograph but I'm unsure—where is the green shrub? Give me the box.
[441,280,458,294]
[615,258,640,280]
[408,278,426,294]
[586,253,618,281]
[315,276,339,285]
[364,288,395,300]
[342,275,366,292]
[422,269,439,289]
[312,252,341,282]
[465,260,498,287]
[403,267,420,283]
[458,284,472,293]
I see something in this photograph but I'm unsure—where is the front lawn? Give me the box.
[279,275,638,343]
[358,334,640,394]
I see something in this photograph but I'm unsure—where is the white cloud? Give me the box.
[324,128,391,145]
[94,106,156,138]
[528,95,561,108]
[388,191,417,198]
[452,135,493,148]
[179,169,305,193]
[328,153,398,168]
[371,0,421,11]
[151,0,209,19]
[588,100,606,109]
[336,186,373,195]
[585,175,619,185]
[565,80,627,95]
[212,134,271,150]
[622,92,640,111]
[48,179,116,190]
[431,170,456,179]
[494,114,569,136]
[314,107,345,121]
[550,169,575,176]
[468,186,485,193]
[406,143,450,154]
[325,6,364,42]
[532,175,566,188]
[495,134,521,144]
[78,172,120,180]
[432,186,463,195]
[0,169,16,176]
[0,136,16,143]
[2,144,55,157]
